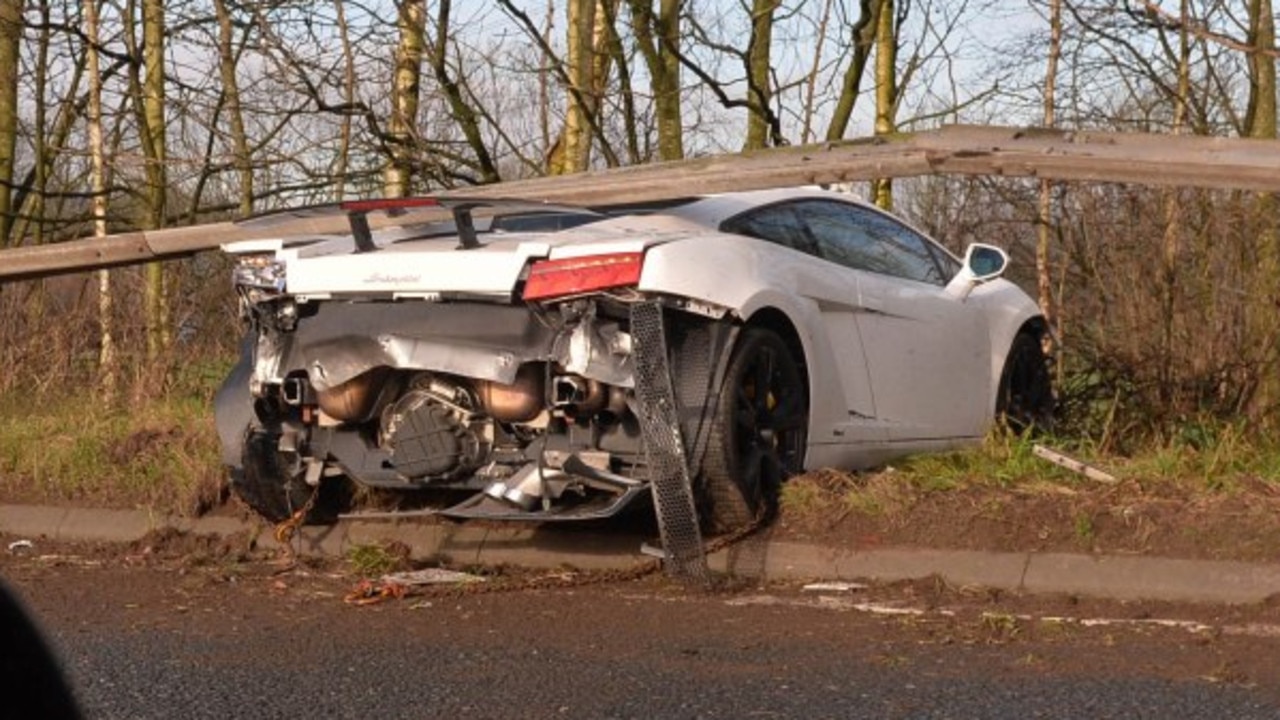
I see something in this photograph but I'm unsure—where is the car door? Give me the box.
[794,200,992,441]
[723,203,882,443]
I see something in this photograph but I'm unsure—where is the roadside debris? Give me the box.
[380,568,486,587]
[344,578,408,606]
[1032,445,1118,484]
[344,568,488,606]
[7,539,34,554]
[802,581,868,593]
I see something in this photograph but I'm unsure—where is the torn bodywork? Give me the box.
[216,287,735,523]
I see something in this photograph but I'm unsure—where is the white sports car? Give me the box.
[215,188,1051,530]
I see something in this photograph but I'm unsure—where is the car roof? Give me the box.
[662,187,875,228]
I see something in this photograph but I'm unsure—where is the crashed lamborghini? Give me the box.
[214,188,1052,531]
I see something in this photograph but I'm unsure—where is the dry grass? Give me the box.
[0,393,226,516]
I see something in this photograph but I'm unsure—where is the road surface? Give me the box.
[3,534,1279,719]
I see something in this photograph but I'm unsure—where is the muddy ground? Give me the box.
[6,456,1280,564]
[5,530,1280,714]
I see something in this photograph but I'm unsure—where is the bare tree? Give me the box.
[627,0,683,160]
[212,0,252,216]
[743,0,779,150]
[0,0,19,245]
[426,0,499,183]
[1245,0,1277,140]
[872,0,899,208]
[825,0,878,140]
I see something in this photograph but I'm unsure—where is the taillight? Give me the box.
[340,197,441,213]
[522,252,644,301]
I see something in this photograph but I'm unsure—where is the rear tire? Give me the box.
[230,431,342,524]
[699,328,808,534]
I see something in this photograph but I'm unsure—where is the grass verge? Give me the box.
[0,388,227,517]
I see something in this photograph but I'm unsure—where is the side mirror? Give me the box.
[946,243,1010,300]
[965,244,1009,280]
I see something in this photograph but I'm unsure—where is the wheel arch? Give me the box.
[739,305,815,469]
[740,306,811,392]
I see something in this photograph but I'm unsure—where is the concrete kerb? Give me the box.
[4,503,1280,605]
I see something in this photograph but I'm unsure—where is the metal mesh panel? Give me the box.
[629,301,708,585]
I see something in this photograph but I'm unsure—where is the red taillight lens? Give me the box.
[522,252,644,301]
[340,197,441,213]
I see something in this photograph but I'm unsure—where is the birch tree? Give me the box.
[333,0,356,200]
[386,0,425,197]
[1038,0,1062,336]
[86,0,115,400]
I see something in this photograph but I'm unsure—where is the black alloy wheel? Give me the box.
[700,327,808,534]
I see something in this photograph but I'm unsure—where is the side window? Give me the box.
[925,241,962,280]
[797,200,949,286]
[721,204,819,257]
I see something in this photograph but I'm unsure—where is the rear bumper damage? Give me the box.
[215,295,734,523]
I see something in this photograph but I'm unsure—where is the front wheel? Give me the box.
[699,328,808,534]
[996,331,1055,433]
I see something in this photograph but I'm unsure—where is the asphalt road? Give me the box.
[5,540,1280,719]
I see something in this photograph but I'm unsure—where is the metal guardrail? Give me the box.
[3,124,1280,282]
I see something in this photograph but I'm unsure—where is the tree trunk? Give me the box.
[86,0,115,402]
[334,0,355,200]
[30,0,49,248]
[1038,0,1062,335]
[559,0,597,174]
[142,0,169,357]
[428,0,499,184]
[1246,0,1277,141]
[0,0,20,246]
[386,0,425,197]
[601,0,640,164]
[871,0,896,209]
[10,50,90,245]
[743,0,778,151]
[801,0,834,144]
[540,0,552,169]
[213,0,252,216]
[628,0,683,161]
[826,0,878,141]
[1246,0,1278,417]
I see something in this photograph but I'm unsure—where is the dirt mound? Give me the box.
[128,527,259,566]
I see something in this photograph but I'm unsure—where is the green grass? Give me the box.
[780,422,1280,529]
[0,381,227,516]
[346,543,409,576]
[889,430,1081,491]
[887,422,1280,493]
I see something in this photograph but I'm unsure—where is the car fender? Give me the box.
[966,278,1047,414]
[213,335,256,469]
[638,238,855,450]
